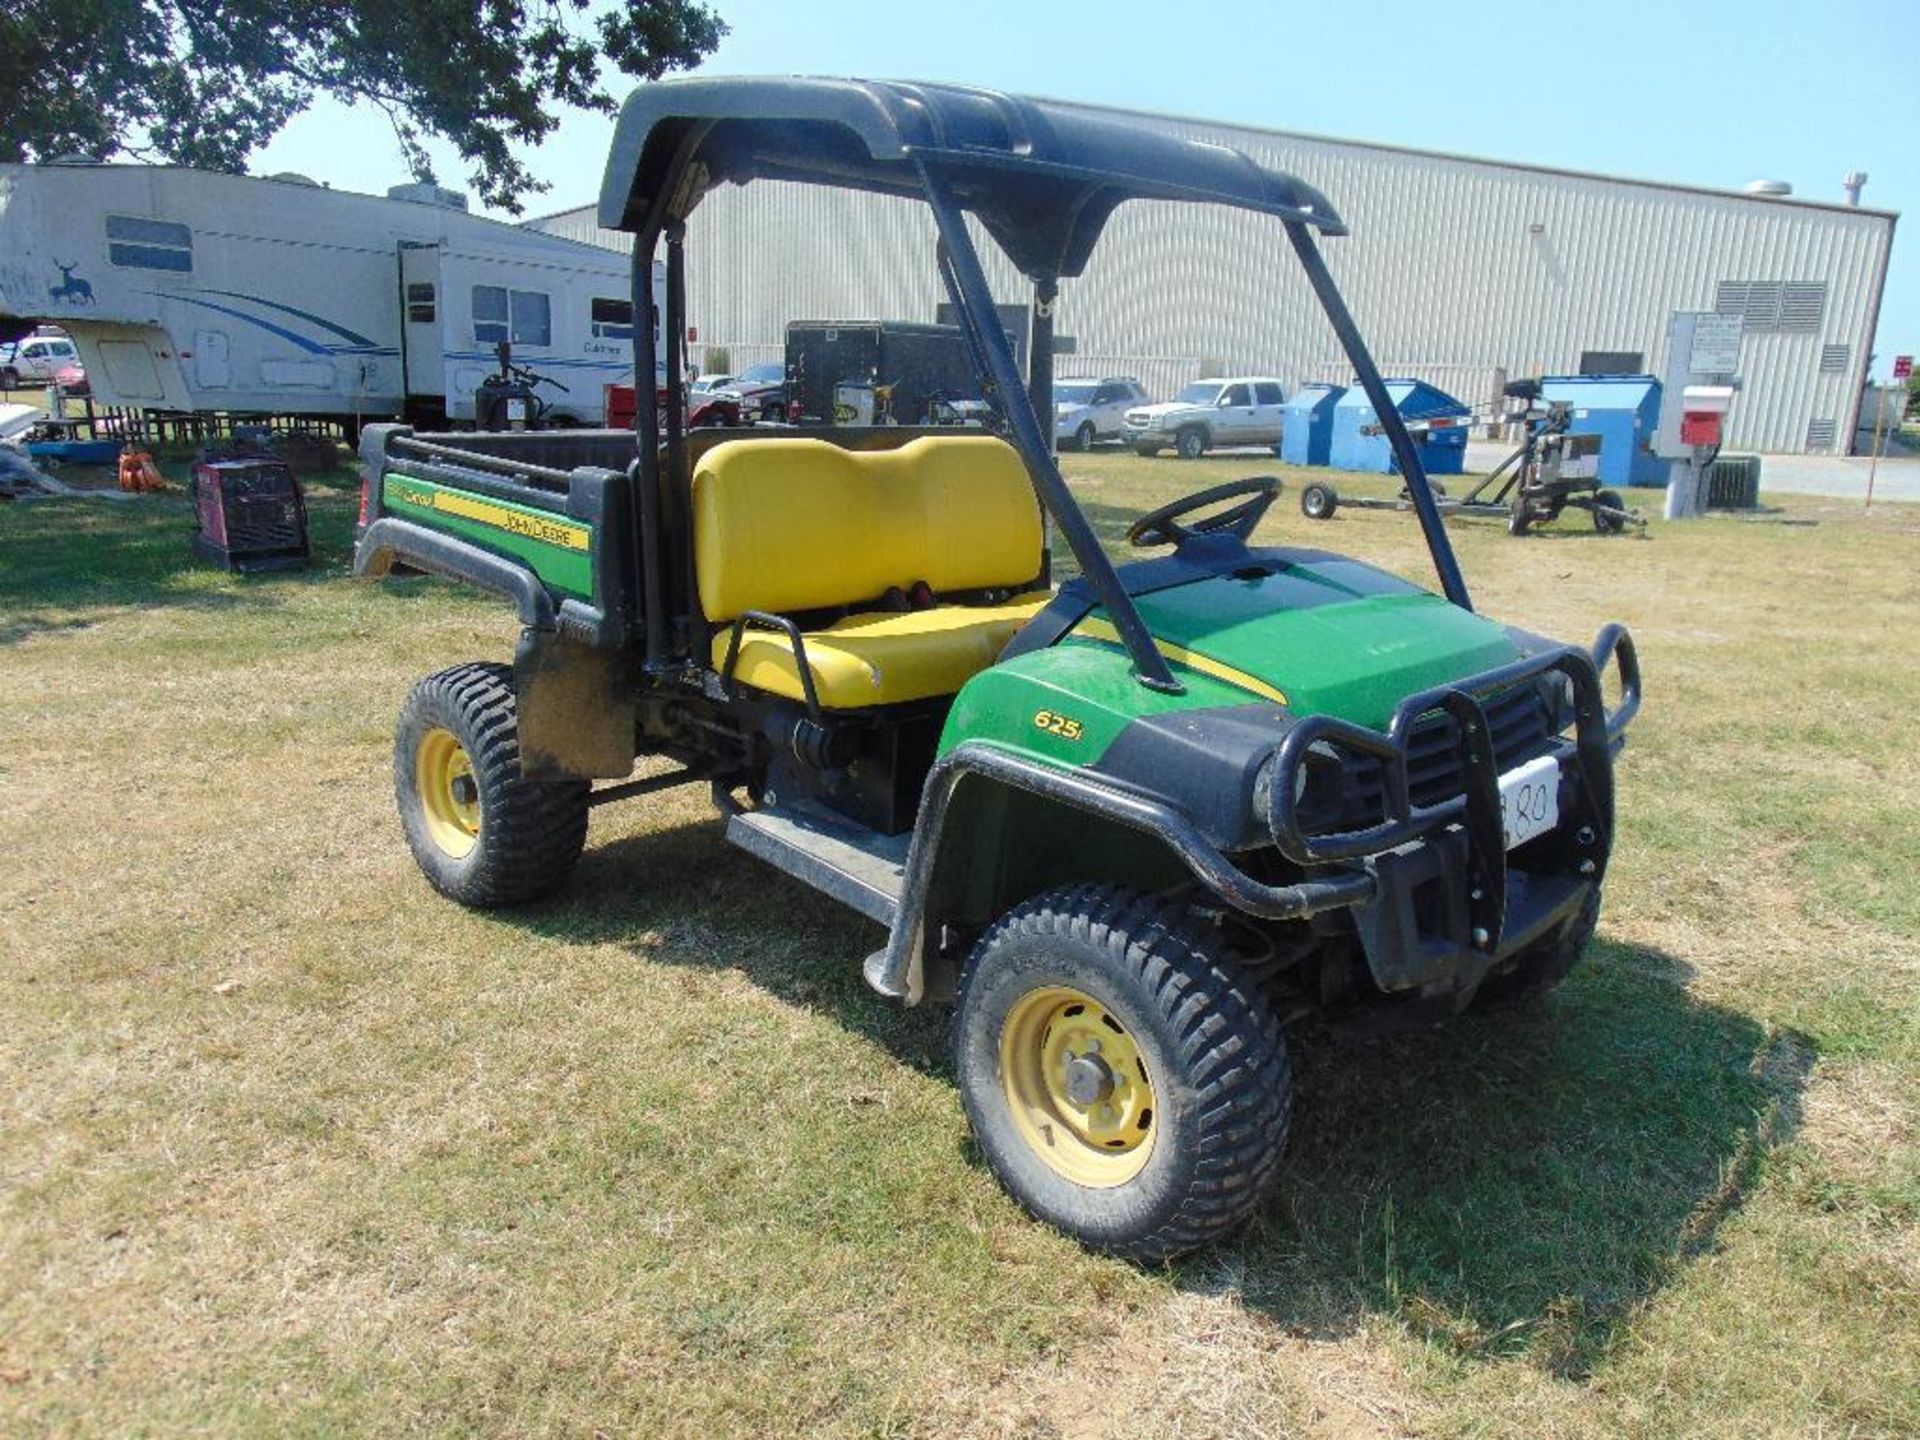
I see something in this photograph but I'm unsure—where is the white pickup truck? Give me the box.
[1125,376,1287,459]
[0,333,79,391]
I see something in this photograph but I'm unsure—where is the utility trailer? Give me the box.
[356,77,1641,1262]
[0,162,663,428]
[1300,386,1646,535]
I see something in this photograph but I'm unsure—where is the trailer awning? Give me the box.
[597,76,1345,279]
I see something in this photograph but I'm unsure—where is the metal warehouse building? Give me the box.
[529,99,1897,455]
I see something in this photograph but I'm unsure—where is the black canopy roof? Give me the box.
[596,76,1346,279]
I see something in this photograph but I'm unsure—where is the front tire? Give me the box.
[953,885,1291,1262]
[1074,421,1096,453]
[1175,426,1208,461]
[393,661,590,908]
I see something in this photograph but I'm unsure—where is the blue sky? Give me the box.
[254,0,1916,377]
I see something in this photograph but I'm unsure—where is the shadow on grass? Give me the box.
[512,815,1811,1378]
[0,468,366,647]
[1213,943,1811,1378]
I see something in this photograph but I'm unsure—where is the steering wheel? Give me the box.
[1126,476,1282,548]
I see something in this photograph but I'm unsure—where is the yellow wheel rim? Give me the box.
[999,985,1158,1188]
[415,726,480,859]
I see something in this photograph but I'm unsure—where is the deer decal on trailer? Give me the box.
[48,261,94,305]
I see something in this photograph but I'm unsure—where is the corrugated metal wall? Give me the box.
[531,108,1895,455]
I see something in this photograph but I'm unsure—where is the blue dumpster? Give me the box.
[1537,375,1671,488]
[1329,380,1471,475]
[1280,383,1344,466]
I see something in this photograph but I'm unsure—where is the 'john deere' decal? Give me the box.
[386,479,589,551]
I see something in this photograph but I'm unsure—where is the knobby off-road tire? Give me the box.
[953,884,1292,1262]
[1476,885,1601,1009]
[393,661,590,908]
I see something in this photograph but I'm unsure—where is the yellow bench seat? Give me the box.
[717,593,1051,708]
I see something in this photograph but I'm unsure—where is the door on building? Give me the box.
[399,243,445,405]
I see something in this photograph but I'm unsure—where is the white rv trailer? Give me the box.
[0,162,664,426]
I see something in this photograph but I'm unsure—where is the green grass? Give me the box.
[2,447,1917,1437]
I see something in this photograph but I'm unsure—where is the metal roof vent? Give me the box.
[387,181,469,211]
[1843,171,1867,206]
[1744,179,1793,198]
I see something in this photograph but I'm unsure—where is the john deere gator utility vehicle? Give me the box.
[355,77,1641,1261]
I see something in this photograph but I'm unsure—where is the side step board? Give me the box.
[725,805,909,927]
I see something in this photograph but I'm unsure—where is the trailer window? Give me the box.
[591,297,634,340]
[472,285,551,347]
[406,283,436,323]
[106,214,193,272]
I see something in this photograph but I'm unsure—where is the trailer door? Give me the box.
[398,243,444,402]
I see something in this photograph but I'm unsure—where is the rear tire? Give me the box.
[393,662,590,908]
[1300,481,1338,520]
[1593,488,1627,534]
[1476,886,1601,1008]
[953,884,1291,1262]
[1175,427,1208,461]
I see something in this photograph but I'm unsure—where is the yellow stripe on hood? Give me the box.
[1070,617,1288,706]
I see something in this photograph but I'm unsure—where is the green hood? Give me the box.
[1086,557,1520,730]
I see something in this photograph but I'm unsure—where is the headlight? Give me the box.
[1260,740,1347,836]
[1537,671,1576,734]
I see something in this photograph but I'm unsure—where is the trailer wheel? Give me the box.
[1506,494,1533,536]
[1592,489,1627,535]
[953,884,1291,1262]
[1300,481,1338,520]
[1175,426,1208,461]
[394,661,590,908]
[1477,887,1601,1008]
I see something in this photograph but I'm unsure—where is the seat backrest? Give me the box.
[692,435,1043,623]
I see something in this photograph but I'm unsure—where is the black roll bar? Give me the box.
[919,163,1183,695]
[1285,222,1473,612]
[629,226,666,668]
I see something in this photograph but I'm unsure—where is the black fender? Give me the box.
[865,743,1376,1006]
[355,518,558,630]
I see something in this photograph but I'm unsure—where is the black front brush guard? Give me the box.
[1265,623,1640,870]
